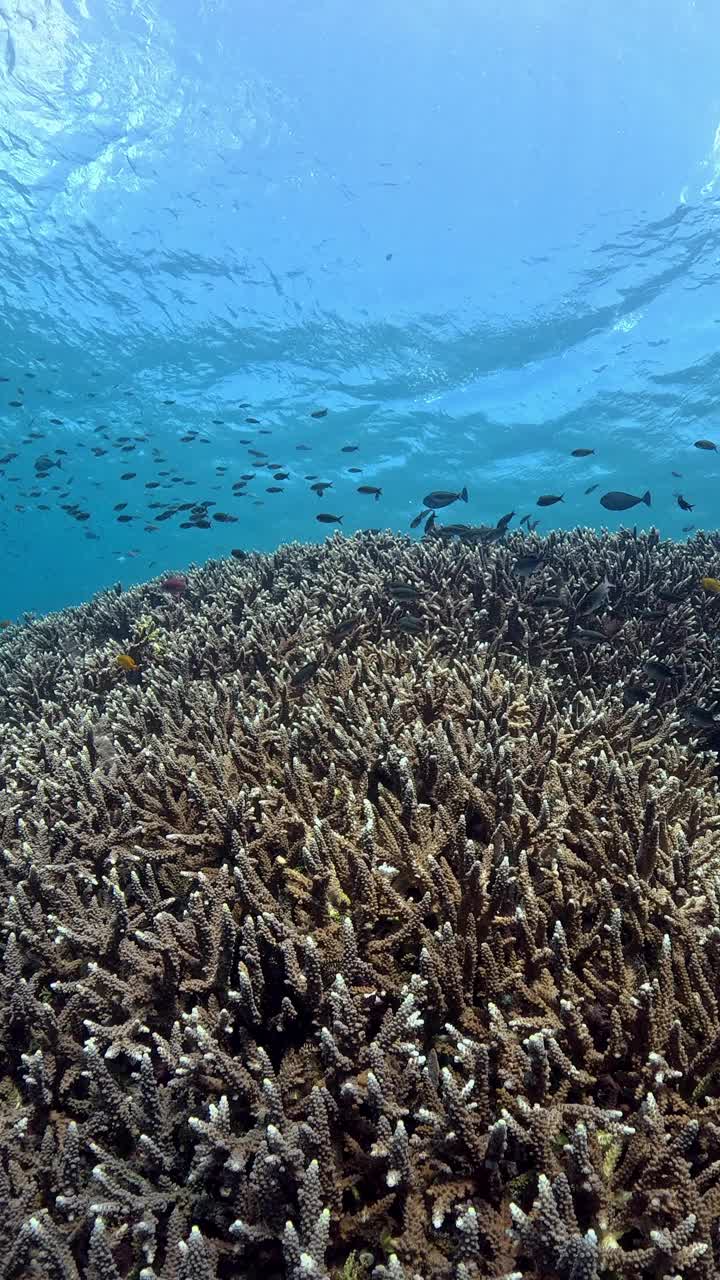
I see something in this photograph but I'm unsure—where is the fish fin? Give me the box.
[642,490,651,506]
[461,487,468,502]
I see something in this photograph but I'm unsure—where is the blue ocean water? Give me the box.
[1,0,720,620]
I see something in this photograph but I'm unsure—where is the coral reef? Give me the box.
[2,527,720,1278]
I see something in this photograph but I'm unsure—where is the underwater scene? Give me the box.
[4,2,720,1278]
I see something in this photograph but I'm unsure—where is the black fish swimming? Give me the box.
[584,484,599,495]
[422,487,468,509]
[694,439,717,451]
[513,554,544,578]
[316,513,343,523]
[536,494,563,507]
[357,486,381,499]
[600,490,650,511]
[410,509,429,528]
[676,495,694,511]
[570,448,594,457]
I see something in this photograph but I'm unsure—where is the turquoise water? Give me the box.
[2,0,720,619]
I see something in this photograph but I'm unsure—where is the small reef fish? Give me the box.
[584,484,599,495]
[600,490,650,511]
[395,615,424,634]
[291,658,321,687]
[576,578,611,615]
[701,577,720,594]
[676,495,694,511]
[387,582,422,601]
[643,659,676,681]
[536,494,563,507]
[410,510,429,528]
[311,408,328,418]
[357,486,382,499]
[116,654,138,672]
[684,704,719,729]
[694,439,717,450]
[570,448,594,457]
[513,554,544,578]
[160,574,187,595]
[424,512,436,534]
[422,487,468,510]
[623,683,650,706]
[496,510,515,529]
[316,513,343,523]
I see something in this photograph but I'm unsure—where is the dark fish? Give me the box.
[573,626,609,647]
[694,439,717,450]
[246,417,260,424]
[357,485,381,499]
[348,467,363,473]
[623,683,650,707]
[530,593,566,609]
[513,554,544,578]
[121,472,136,480]
[584,484,599,495]
[331,618,358,642]
[684,704,719,730]
[643,659,677,681]
[316,513,342,523]
[387,582,422,601]
[291,659,321,687]
[676,495,694,511]
[600,490,651,511]
[8,400,22,407]
[311,408,328,419]
[536,494,564,507]
[341,445,359,453]
[163,399,176,406]
[576,577,611,615]
[273,471,289,480]
[231,548,247,559]
[310,482,332,494]
[682,524,696,533]
[671,471,682,478]
[424,511,436,534]
[266,486,284,494]
[496,510,515,529]
[410,509,429,529]
[518,514,531,528]
[570,448,594,457]
[657,586,692,603]
[113,502,128,511]
[49,418,64,426]
[296,444,312,451]
[117,514,134,523]
[395,615,424,635]
[423,487,468,509]
[213,512,238,522]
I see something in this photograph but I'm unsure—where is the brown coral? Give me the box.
[1,528,720,1279]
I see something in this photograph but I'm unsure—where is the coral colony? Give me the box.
[2,527,720,1278]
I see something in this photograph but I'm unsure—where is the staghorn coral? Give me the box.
[1,528,720,1277]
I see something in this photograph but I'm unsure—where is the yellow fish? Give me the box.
[701,577,720,594]
[116,653,138,671]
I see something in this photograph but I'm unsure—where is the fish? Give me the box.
[311,408,328,419]
[341,445,359,453]
[395,615,425,634]
[671,471,683,478]
[576,577,611,615]
[273,471,289,480]
[160,574,188,595]
[684,704,719,730]
[387,583,422,601]
[676,495,694,511]
[310,482,332,494]
[331,618,359,642]
[584,484,599,495]
[120,472,136,480]
[316,513,343,523]
[116,654,138,672]
[410,510,429,529]
[265,487,284,494]
[113,503,128,511]
[682,525,696,534]
[694,439,717,451]
[643,659,677,681]
[357,486,382,499]
[231,548,247,559]
[513,554,544,578]
[571,448,594,457]
[623,683,650,706]
[291,659,321,687]
[422,487,468,509]
[424,512,437,534]
[599,490,651,511]
[657,586,692,603]
[536,494,564,507]
[496,510,515,529]
[701,577,720,593]
[573,626,609,647]
[518,514,531,528]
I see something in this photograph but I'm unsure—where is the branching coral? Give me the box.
[1,529,720,1277]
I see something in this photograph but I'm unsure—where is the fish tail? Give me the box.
[642,490,651,506]
[375,490,381,501]
[461,487,468,502]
